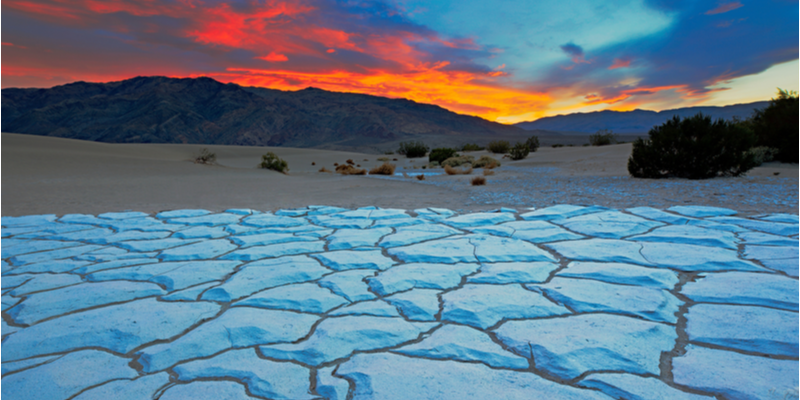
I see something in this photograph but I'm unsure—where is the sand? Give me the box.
[2,133,797,216]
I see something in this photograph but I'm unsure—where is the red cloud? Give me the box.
[705,2,743,15]
[608,58,631,70]
[258,52,289,62]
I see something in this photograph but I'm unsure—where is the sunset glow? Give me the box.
[2,0,797,122]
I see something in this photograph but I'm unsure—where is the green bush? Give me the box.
[589,129,618,146]
[525,136,540,152]
[461,143,484,151]
[441,155,475,167]
[429,148,459,164]
[472,156,500,168]
[260,152,289,173]
[750,89,799,163]
[194,148,216,164]
[552,144,564,148]
[397,141,429,158]
[627,113,757,179]
[487,140,510,154]
[747,146,779,166]
[509,142,530,160]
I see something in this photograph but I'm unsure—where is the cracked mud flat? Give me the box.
[1,205,798,400]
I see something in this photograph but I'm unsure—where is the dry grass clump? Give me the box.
[346,159,355,165]
[378,157,390,162]
[483,169,495,176]
[319,167,332,173]
[336,164,366,175]
[441,155,475,168]
[473,155,500,169]
[334,162,339,166]
[194,148,216,164]
[416,174,425,181]
[369,163,396,175]
[444,164,473,175]
[312,162,316,165]
[471,176,486,185]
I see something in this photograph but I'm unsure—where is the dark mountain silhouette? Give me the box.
[1,76,525,148]
[514,101,770,134]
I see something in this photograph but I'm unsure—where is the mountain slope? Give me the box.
[514,102,770,134]
[1,76,524,148]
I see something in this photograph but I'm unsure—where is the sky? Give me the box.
[1,0,798,123]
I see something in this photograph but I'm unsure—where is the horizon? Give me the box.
[2,0,797,123]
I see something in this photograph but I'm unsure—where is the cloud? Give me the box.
[705,2,743,15]
[560,42,589,63]
[608,58,631,69]
[258,52,289,62]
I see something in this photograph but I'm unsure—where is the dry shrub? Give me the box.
[319,167,332,173]
[444,165,473,175]
[441,155,474,167]
[471,176,486,186]
[416,174,425,181]
[483,169,495,176]
[369,162,396,175]
[393,158,398,161]
[335,164,366,175]
[473,155,499,169]
[378,157,390,162]
[334,162,339,166]
[363,159,369,161]
[346,159,355,165]
[357,164,361,167]
[312,162,316,165]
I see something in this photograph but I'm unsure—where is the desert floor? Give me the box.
[2,133,797,216]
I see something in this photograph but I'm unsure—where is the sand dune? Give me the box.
[2,133,796,216]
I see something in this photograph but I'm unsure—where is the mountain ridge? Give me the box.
[1,76,525,149]
[514,101,770,134]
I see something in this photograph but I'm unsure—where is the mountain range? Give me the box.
[1,76,524,149]
[514,101,770,134]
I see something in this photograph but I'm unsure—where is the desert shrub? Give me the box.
[319,167,331,173]
[483,169,495,176]
[582,143,590,147]
[194,148,216,164]
[334,162,339,166]
[747,146,779,166]
[487,140,510,154]
[552,144,564,148]
[509,142,530,160]
[311,162,316,165]
[335,164,366,175]
[428,161,440,168]
[429,148,459,164]
[415,174,425,181]
[750,89,799,163]
[471,176,486,185]
[473,155,499,169]
[589,129,619,146]
[392,158,398,161]
[378,157,390,162]
[397,141,429,158]
[384,150,394,155]
[525,136,540,152]
[627,113,757,179]
[369,162,396,175]
[444,164,473,175]
[346,159,355,165]
[260,152,288,173]
[461,143,484,151]
[441,155,475,167]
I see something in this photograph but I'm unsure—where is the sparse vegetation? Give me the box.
[472,155,499,169]
[336,164,366,175]
[429,148,459,164]
[428,161,440,168]
[194,148,216,164]
[319,167,332,173]
[750,88,799,163]
[441,155,475,167]
[525,136,540,152]
[444,164,473,175]
[377,157,390,162]
[259,152,288,173]
[487,140,511,154]
[311,162,316,165]
[384,150,394,155]
[483,169,495,176]
[589,129,619,146]
[397,141,429,158]
[509,142,530,160]
[552,144,564,148]
[461,143,484,152]
[627,113,757,179]
[346,159,355,165]
[415,174,425,181]
[369,162,396,175]
[471,176,486,185]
